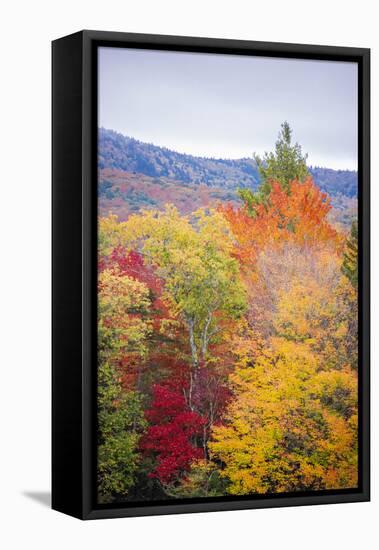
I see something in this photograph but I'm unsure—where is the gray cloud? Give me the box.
[99,47,358,170]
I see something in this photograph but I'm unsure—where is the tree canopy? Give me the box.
[96,122,358,502]
[238,121,310,214]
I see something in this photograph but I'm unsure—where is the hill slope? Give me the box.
[99,169,240,221]
[99,127,358,199]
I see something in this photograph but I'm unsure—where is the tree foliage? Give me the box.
[141,384,205,483]
[238,121,309,213]
[97,364,146,502]
[342,219,358,289]
[96,123,358,502]
[223,177,341,271]
[97,267,151,502]
[210,339,358,494]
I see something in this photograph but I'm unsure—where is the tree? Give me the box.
[209,219,358,495]
[222,178,340,271]
[141,384,205,484]
[165,459,227,498]
[106,206,247,408]
[98,268,152,361]
[209,339,358,495]
[98,210,245,492]
[342,220,358,289]
[97,364,146,503]
[96,159,357,499]
[238,122,309,213]
[97,268,151,502]
[272,258,358,372]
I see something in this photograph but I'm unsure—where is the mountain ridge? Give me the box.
[99,127,358,199]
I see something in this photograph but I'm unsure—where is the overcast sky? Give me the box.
[99,47,358,170]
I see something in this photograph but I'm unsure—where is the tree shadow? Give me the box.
[22,491,51,508]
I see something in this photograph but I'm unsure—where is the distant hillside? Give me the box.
[99,169,240,221]
[309,166,358,199]
[99,167,357,231]
[99,128,358,199]
[99,128,260,190]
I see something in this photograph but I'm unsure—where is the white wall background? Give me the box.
[1,1,376,548]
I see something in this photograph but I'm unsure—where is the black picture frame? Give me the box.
[52,30,370,520]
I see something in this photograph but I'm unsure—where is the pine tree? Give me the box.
[238,122,309,214]
[342,220,358,289]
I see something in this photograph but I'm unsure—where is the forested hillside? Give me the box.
[99,127,358,199]
[97,123,358,503]
[99,169,239,221]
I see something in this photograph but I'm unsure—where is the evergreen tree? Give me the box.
[342,220,358,289]
[238,121,309,214]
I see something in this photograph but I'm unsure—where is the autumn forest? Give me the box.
[97,123,358,504]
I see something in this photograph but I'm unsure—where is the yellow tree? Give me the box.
[209,241,358,495]
[209,338,358,495]
[273,259,358,372]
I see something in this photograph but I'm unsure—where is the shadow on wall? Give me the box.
[22,491,51,508]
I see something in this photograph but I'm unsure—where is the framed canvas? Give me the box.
[52,30,370,520]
